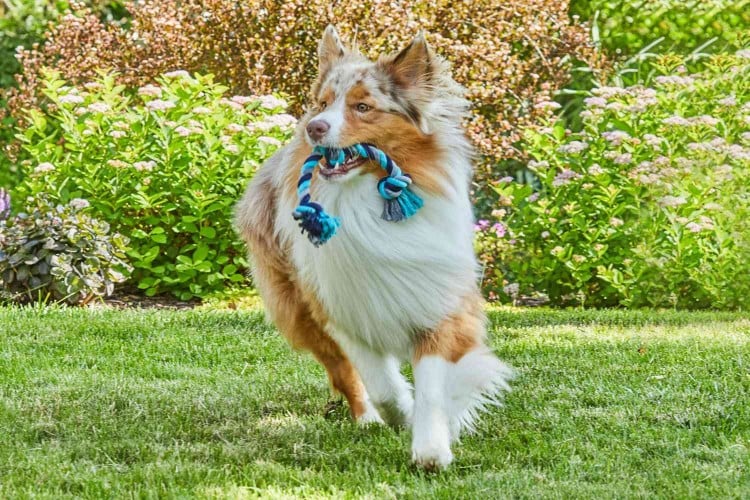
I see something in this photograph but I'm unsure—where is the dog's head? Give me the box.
[303,25,451,181]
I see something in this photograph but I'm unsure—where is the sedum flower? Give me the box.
[134,160,156,171]
[147,99,176,111]
[535,100,561,111]
[557,141,588,155]
[592,86,627,98]
[718,95,737,106]
[662,115,691,126]
[230,95,254,104]
[613,153,632,165]
[643,134,663,147]
[553,169,582,187]
[475,219,490,231]
[87,102,110,113]
[34,162,55,173]
[174,126,192,136]
[59,94,84,105]
[138,84,163,97]
[583,96,607,107]
[654,75,695,86]
[163,70,191,79]
[601,130,630,146]
[692,115,719,126]
[226,123,245,134]
[258,136,282,146]
[219,98,244,111]
[107,159,128,168]
[528,159,549,170]
[69,198,90,210]
[257,95,288,109]
[659,195,687,208]
[587,164,604,175]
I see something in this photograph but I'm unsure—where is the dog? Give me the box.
[235,25,513,470]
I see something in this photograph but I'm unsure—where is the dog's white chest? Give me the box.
[283,175,477,355]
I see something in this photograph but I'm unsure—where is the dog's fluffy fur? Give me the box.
[235,26,513,470]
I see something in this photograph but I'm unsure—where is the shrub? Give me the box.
[571,0,750,57]
[0,193,131,304]
[14,71,294,300]
[0,1,128,191]
[481,51,750,309]
[4,0,600,174]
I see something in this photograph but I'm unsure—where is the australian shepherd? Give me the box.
[235,25,513,470]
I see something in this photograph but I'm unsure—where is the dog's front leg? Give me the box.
[411,354,453,470]
[329,331,414,427]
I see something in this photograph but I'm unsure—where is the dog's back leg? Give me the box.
[235,167,376,421]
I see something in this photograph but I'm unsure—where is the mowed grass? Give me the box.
[0,306,748,499]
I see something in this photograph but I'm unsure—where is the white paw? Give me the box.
[356,401,385,426]
[374,396,414,428]
[411,442,454,471]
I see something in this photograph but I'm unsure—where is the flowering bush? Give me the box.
[481,51,750,309]
[14,71,294,299]
[0,194,131,304]
[4,0,600,173]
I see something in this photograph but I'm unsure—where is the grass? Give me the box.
[0,305,748,498]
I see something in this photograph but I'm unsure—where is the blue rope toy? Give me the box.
[293,143,424,246]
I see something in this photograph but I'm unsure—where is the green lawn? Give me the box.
[0,306,748,498]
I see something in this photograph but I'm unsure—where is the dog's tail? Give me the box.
[446,347,515,441]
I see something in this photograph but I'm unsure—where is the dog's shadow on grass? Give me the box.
[239,395,518,478]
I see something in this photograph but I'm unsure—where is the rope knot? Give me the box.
[293,143,424,245]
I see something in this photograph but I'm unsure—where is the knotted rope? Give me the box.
[293,143,424,246]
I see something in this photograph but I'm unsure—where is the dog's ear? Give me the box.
[318,25,346,77]
[382,32,433,90]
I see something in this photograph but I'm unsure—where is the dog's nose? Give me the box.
[306,119,330,142]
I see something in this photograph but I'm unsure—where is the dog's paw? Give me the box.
[375,397,413,429]
[356,402,385,426]
[411,443,453,471]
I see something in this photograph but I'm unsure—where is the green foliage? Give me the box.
[0,0,66,89]
[572,0,750,57]
[15,71,294,300]
[481,51,750,309]
[0,194,131,304]
[0,1,129,193]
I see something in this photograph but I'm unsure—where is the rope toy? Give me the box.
[293,143,424,246]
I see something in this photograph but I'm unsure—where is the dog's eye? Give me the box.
[356,103,372,113]
[319,102,328,110]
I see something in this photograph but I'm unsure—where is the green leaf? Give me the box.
[200,226,216,238]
